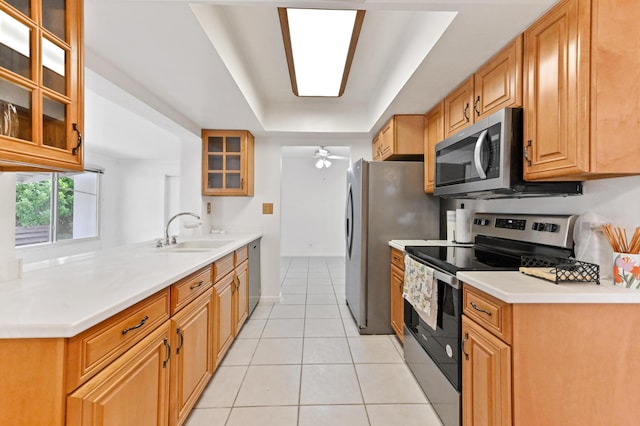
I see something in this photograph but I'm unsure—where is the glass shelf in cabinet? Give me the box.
[0,77,32,140]
[226,136,241,153]
[226,155,241,171]
[208,136,223,153]
[208,173,223,189]
[208,155,223,171]
[226,173,241,189]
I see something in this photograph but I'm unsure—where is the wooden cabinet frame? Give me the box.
[201,130,254,196]
[0,0,84,171]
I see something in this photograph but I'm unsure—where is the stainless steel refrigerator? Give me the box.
[345,159,440,334]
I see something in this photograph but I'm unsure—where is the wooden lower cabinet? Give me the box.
[214,271,235,365]
[67,322,172,426]
[389,247,405,342]
[170,289,214,426]
[390,264,404,342]
[234,259,249,335]
[461,315,511,426]
[462,284,640,425]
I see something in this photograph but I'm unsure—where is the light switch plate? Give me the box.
[262,203,274,214]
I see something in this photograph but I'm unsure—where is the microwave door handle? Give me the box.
[473,129,489,180]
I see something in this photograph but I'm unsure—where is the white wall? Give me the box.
[452,175,640,228]
[199,136,371,302]
[280,154,350,257]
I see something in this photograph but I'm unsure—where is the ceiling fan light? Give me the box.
[324,159,332,168]
[316,159,324,169]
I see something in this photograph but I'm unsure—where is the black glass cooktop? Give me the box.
[405,236,573,275]
[404,245,521,274]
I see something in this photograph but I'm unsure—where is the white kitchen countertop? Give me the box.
[0,232,261,339]
[458,271,640,304]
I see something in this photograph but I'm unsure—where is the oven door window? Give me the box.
[435,122,501,187]
[404,278,461,389]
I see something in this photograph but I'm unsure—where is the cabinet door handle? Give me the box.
[190,280,204,290]
[163,338,171,368]
[72,123,82,155]
[462,332,469,360]
[524,140,532,166]
[470,301,492,316]
[176,328,184,355]
[241,178,244,189]
[463,103,470,122]
[474,96,481,117]
[122,315,149,335]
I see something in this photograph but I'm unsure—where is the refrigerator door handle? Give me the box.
[346,184,354,258]
[346,185,353,257]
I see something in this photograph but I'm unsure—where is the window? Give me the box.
[15,170,100,247]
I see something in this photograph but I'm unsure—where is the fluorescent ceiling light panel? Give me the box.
[279,8,365,97]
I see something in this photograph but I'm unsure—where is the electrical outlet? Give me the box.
[207,202,212,214]
[262,203,274,214]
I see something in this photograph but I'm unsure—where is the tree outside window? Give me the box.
[15,171,99,246]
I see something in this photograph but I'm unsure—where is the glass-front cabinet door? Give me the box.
[0,0,83,171]
[202,130,254,196]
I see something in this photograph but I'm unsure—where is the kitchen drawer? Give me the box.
[391,247,405,271]
[463,285,512,344]
[66,289,170,392]
[235,245,248,265]
[170,265,213,315]
[214,253,234,282]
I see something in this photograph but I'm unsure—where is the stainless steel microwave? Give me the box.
[433,108,582,199]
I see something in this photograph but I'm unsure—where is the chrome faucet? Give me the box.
[165,212,200,246]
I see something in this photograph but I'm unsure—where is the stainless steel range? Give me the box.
[403,213,577,426]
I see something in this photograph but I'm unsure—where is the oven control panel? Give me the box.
[471,213,577,249]
[495,218,527,230]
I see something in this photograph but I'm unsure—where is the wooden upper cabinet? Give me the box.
[444,77,474,137]
[444,36,523,138]
[202,130,254,196]
[474,34,522,121]
[423,102,444,193]
[371,134,381,161]
[523,0,590,180]
[0,0,84,171]
[524,0,640,180]
[372,115,424,161]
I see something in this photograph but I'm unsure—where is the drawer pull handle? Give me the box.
[122,315,149,335]
[163,338,171,368]
[176,328,184,355]
[470,302,492,316]
[462,332,469,360]
[190,280,204,290]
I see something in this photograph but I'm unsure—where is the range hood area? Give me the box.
[441,181,584,200]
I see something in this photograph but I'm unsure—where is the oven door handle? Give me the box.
[407,254,460,290]
[473,129,489,180]
[432,268,459,290]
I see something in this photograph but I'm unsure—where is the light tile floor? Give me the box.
[185,256,443,426]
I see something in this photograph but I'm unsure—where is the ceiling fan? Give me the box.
[313,146,347,168]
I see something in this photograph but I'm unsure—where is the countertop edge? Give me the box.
[0,233,262,339]
[457,271,640,304]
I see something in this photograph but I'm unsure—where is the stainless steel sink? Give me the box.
[173,240,232,249]
[156,239,233,252]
